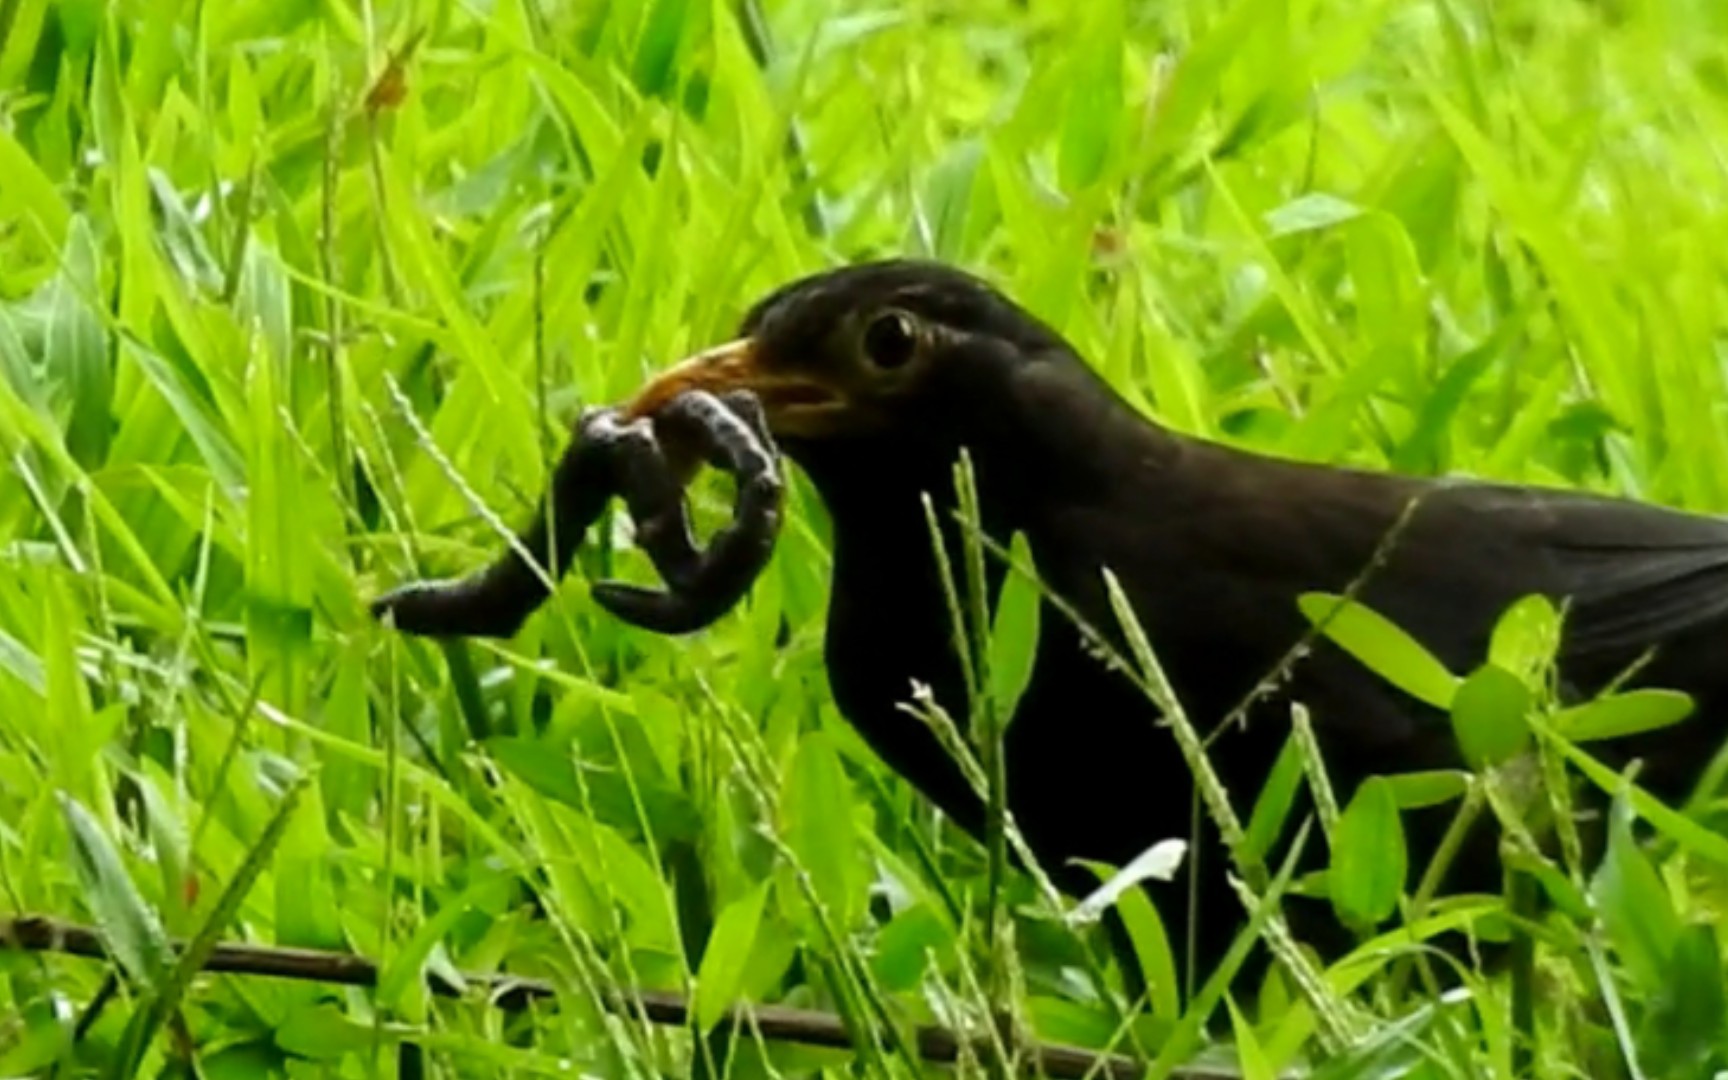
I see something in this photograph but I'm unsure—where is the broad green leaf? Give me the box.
[1589,790,1680,995]
[635,0,705,98]
[488,736,587,807]
[921,137,990,262]
[1139,0,1266,173]
[1329,778,1406,929]
[1345,213,1425,358]
[1422,81,1632,418]
[1297,593,1459,708]
[987,531,1041,723]
[243,321,311,716]
[1557,689,1693,743]
[1391,324,1513,474]
[274,1003,373,1060]
[1057,0,1124,193]
[0,624,45,697]
[61,794,173,992]
[1487,594,1561,685]
[1643,925,1728,1077]
[56,0,104,53]
[374,144,538,476]
[1023,997,1126,1054]
[319,649,371,823]
[1225,995,1277,1080]
[871,904,955,993]
[1502,846,1591,922]
[694,881,771,1033]
[273,779,342,952]
[224,52,263,162]
[376,874,509,1012]
[1448,664,1531,770]
[122,339,243,490]
[234,243,294,382]
[568,817,679,954]
[45,215,110,468]
[1382,770,1470,809]
[0,125,71,248]
[42,569,94,791]
[490,735,700,843]
[1263,192,1364,237]
[0,307,52,423]
[1243,730,1305,864]
[114,773,311,1076]
[132,772,191,923]
[784,731,859,930]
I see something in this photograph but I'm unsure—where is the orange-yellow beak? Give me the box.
[624,337,844,433]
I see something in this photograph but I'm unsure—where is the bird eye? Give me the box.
[861,310,919,371]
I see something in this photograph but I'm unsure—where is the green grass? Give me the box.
[5,0,1728,1076]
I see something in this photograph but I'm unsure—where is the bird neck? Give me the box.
[789,438,1022,561]
[795,447,1013,837]
[783,383,1120,705]
[778,358,1176,835]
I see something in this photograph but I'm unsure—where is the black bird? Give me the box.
[616,258,1728,980]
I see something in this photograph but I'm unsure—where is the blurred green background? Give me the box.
[5,0,1728,1076]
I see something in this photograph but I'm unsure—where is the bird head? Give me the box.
[624,259,1093,513]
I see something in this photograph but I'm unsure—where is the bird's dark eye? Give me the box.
[861,310,919,371]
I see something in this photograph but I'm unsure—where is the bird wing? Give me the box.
[1062,446,1728,735]
[1424,483,1728,664]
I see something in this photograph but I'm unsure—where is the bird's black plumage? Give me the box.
[375,255,1728,989]
[662,258,1728,978]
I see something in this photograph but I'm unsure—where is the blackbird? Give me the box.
[615,257,1728,980]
